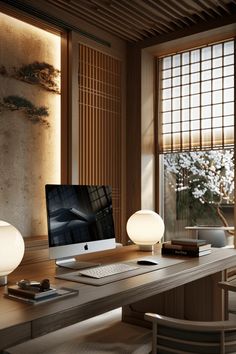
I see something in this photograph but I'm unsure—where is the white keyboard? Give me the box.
[79,263,140,279]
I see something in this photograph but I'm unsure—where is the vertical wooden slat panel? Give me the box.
[78,43,122,242]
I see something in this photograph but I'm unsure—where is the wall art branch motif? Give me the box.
[0,61,60,93]
[0,95,50,127]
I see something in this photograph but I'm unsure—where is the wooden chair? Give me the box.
[145,312,236,354]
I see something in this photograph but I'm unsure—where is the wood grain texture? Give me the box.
[77,43,122,243]
[1,245,236,351]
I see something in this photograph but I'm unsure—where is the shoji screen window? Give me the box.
[158,40,234,242]
[159,39,234,153]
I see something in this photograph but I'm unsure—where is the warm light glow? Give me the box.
[0,221,25,277]
[126,210,165,247]
[0,12,61,236]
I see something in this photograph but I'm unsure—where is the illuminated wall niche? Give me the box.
[0,12,61,237]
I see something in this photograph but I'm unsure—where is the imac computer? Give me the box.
[45,184,116,269]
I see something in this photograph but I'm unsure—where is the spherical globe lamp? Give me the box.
[0,221,25,285]
[126,210,165,251]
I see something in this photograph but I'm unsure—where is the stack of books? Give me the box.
[6,285,78,304]
[161,238,212,257]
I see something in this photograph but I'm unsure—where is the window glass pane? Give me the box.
[201,70,211,80]
[182,52,189,65]
[163,99,171,111]
[163,112,171,123]
[173,98,180,110]
[182,75,189,84]
[224,88,234,102]
[224,102,234,115]
[224,65,233,76]
[213,104,222,117]
[173,132,180,146]
[163,69,171,78]
[202,92,211,105]
[182,65,189,74]
[201,105,211,118]
[191,120,200,130]
[202,80,211,92]
[173,123,180,131]
[191,49,200,63]
[213,43,222,57]
[224,127,234,144]
[173,110,180,122]
[182,109,189,121]
[162,78,171,88]
[191,107,200,119]
[163,124,171,133]
[173,67,180,76]
[224,41,234,55]
[182,85,190,96]
[202,60,211,70]
[213,128,222,144]
[224,55,234,66]
[213,67,222,78]
[213,90,222,104]
[212,78,222,90]
[182,121,189,130]
[182,96,189,109]
[202,118,211,129]
[191,72,200,82]
[212,117,222,127]
[201,46,211,60]
[191,62,200,72]
[163,88,171,99]
[163,150,234,242]
[191,83,200,94]
[172,86,180,97]
[163,56,171,69]
[224,115,234,126]
[224,76,234,88]
[213,57,222,68]
[191,94,200,107]
[173,76,180,86]
[163,134,171,147]
[173,54,180,67]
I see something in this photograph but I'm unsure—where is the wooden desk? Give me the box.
[1,245,236,352]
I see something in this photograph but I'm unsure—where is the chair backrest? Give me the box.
[145,313,236,354]
[198,229,227,248]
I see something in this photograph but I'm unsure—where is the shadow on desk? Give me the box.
[5,308,151,354]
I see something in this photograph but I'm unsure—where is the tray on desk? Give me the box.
[5,287,79,304]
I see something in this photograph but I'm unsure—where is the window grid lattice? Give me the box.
[159,40,234,153]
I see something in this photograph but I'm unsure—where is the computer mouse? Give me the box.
[137,258,159,266]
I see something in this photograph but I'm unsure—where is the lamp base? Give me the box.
[138,244,153,251]
[0,275,7,286]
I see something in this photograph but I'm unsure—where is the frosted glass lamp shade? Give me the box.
[0,221,25,285]
[126,210,165,251]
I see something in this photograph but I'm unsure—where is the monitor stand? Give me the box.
[55,257,100,270]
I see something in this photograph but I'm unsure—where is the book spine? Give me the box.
[161,248,200,257]
[162,243,210,251]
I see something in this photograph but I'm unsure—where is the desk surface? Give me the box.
[1,245,236,350]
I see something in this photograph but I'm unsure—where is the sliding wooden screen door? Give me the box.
[77,43,123,243]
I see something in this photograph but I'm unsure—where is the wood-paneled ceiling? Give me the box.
[46,0,236,42]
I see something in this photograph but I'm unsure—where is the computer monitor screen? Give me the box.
[45,184,116,268]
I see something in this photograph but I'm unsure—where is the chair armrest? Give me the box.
[144,312,236,332]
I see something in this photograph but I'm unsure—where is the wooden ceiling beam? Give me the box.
[90,0,161,36]
[129,0,186,31]
[47,0,140,40]
[113,0,177,31]
[142,0,195,26]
